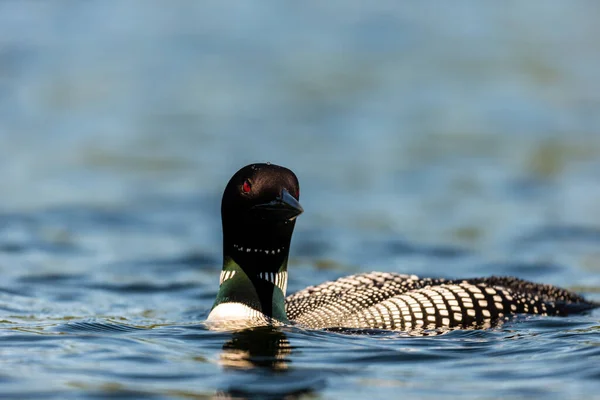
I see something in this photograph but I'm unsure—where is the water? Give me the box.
[1,1,600,398]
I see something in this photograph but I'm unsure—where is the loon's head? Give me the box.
[208,163,302,326]
[221,163,302,263]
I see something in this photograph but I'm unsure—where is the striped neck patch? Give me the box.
[219,269,288,295]
[232,243,286,255]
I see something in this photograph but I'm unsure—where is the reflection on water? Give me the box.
[217,328,325,399]
[219,327,292,371]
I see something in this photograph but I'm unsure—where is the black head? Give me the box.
[221,163,302,270]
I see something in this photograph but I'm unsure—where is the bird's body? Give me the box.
[207,163,597,332]
[286,272,592,331]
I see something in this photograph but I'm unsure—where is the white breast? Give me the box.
[206,302,272,330]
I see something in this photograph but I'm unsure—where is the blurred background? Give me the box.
[1,0,600,302]
[1,2,600,398]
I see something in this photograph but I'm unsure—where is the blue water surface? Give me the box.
[1,2,600,399]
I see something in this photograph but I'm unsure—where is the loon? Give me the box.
[207,163,597,331]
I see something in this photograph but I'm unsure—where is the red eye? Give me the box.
[242,180,251,193]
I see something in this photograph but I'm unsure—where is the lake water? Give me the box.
[1,2,600,398]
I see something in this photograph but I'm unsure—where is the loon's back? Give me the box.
[286,272,596,331]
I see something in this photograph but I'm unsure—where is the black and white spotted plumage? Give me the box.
[286,272,596,331]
